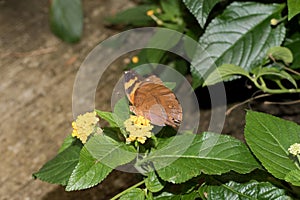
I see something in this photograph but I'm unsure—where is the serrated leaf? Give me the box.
[204,64,250,86]
[85,133,136,168]
[285,169,300,186]
[58,135,76,153]
[95,110,118,127]
[106,5,155,26]
[120,188,145,200]
[255,67,297,88]
[145,171,165,193]
[245,111,300,180]
[154,191,199,200]
[139,133,260,184]
[182,0,220,27]
[33,143,82,185]
[201,180,292,200]
[267,46,293,64]
[288,0,300,20]
[66,146,113,191]
[191,2,285,88]
[50,0,83,43]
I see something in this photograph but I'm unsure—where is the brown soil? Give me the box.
[1,0,299,200]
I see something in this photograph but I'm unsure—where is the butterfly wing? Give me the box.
[124,70,142,104]
[133,82,182,127]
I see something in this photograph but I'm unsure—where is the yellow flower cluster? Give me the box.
[124,115,153,144]
[72,111,101,143]
[288,143,300,156]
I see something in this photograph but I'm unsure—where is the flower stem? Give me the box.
[111,180,145,200]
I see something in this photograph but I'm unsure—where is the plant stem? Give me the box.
[111,180,145,200]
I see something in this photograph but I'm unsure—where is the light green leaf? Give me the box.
[50,0,83,43]
[58,135,76,154]
[139,133,260,184]
[267,46,293,64]
[120,188,145,200]
[287,0,300,20]
[145,171,165,193]
[285,169,300,186]
[154,191,199,200]
[106,5,155,26]
[33,143,82,185]
[113,97,130,128]
[204,64,250,86]
[200,180,292,200]
[160,0,181,18]
[245,111,300,180]
[66,146,113,191]
[191,2,285,88]
[255,67,297,88]
[95,110,118,127]
[85,133,136,168]
[182,0,220,27]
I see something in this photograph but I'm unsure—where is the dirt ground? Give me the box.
[1,0,300,200]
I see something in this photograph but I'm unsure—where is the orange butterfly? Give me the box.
[124,70,182,127]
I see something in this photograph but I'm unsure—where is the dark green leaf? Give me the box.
[200,180,292,200]
[120,188,145,200]
[66,146,113,191]
[85,133,136,168]
[50,0,83,43]
[58,135,77,153]
[182,0,220,27]
[106,5,155,26]
[160,0,181,18]
[139,133,260,184]
[285,169,300,186]
[284,33,300,69]
[288,0,300,20]
[267,46,293,64]
[153,191,199,200]
[191,2,285,88]
[245,111,300,180]
[33,143,82,185]
[204,64,250,86]
[145,171,165,193]
[95,110,118,127]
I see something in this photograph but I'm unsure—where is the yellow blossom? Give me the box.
[124,115,153,144]
[288,143,300,156]
[131,56,139,64]
[146,10,154,16]
[270,18,278,26]
[71,111,101,143]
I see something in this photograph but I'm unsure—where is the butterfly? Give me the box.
[124,70,182,127]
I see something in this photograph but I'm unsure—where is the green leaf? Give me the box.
[204,64,250,86]
[153,191,199,200]
[285,169,300,186]
[288,0,300,20]
[85,133,137,168]
[33,143,82,185]
[160,0,181,18]
[106,5,155,26]
[50,0,83,43]
[255,67,298,88]
[95,110,118,127]
[66,146,113,191]
[267,46,293,64]
[245,111,300,180]
[113,97,130,128]
[145,171,165,193]
[182,0,220,27]
[58,135,76,153]
[284,33,300,69]
[139,133,260,184]
[120,188,145,200]
[200,180,292,200]
[191,2,285,88]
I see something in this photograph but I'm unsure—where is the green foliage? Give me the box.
[49,0,83,43]
[287,0,300,20]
